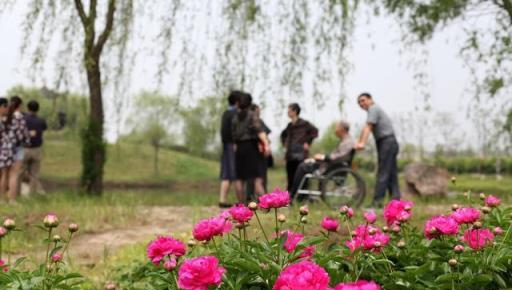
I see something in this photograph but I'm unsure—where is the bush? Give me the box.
[114,190,512,289]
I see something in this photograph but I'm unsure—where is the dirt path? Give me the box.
[69,206,219,266]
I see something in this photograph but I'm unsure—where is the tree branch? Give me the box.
[93,0,116,56]
[73,0,88,27]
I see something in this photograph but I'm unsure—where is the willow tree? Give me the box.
[1,0,360,194]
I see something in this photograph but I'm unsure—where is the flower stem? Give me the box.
[254,211,269,243]
[45,228,53,270]
[274,208,279,237]
[381,248,393,273]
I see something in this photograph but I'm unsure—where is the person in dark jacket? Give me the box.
[280,103,318,193]
[218,91,242,208]
[232,94,270,203]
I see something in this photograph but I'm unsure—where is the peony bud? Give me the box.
[473,221,482,229]
[277,214,286,223]
[299,205,309,216]
[43,214,59,228]
[187,239,197,247]
[429,228,437,235]
[451,176,456,184]
[448,259,458,267]
[373,241,382,248]
[397,240,406,248]
[163,258,177,271]
[404,205,412,212]
[382,226,389,233]
[351,230,357,237]
[392,225,401,233]
[493,227,504,235]
[248,202,258,211]
[300,216,308,224]
[454,245,464,253]
[3,219,15,231]
[0,227,7,238]
[339,206,349,215]
[105,282,116,290]
[481,206,491,214]
[52,235,61,243]
[451,204,460,211]
[463,192,469,198]
[368,228,377,235]
[479,193,486,200]
[68,223,79,233]
[51,253,62,263]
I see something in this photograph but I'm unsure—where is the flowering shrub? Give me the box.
[0,214,83,289]
[116,189,511,290]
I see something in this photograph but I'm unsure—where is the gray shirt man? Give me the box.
[366,104,395,140]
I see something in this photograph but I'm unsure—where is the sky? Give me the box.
[0,2,479,147]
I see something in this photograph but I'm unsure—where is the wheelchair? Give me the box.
[293,150,366,208]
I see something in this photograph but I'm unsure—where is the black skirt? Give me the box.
[235,140,264,180]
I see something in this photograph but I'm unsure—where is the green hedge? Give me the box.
[353,157,512,174]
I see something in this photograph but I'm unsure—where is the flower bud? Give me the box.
[451,204,459,211]
[52,235,61,243]
[43,214,59,228]
[479,193,486,200]
[248,202,258,211]
[493,227,504,235]
[164,258,177,271]
[451,176,456,185]
[404,205,412,212]
[392,225,401,233]
[368,228,377,235]
[463,192,469,198]
[187,239,197,247]
[473,221,482,229]
[339,206,348,215]
[299,206,309,216]
[382,226,389,233]
[481,206,491,214]
[448,259,458,267]
[351,230,357,237]
[3,219,15,231]
[300,216,308,224]
[0,227,7,238]
[429,228,437,235]
[105,282,116,290]
[68,223,79,233]
[235,223,245,229]
[277,214,286,223]
[454,245,464,253]
[51,253,62,263]
[397,240,406,248]
[373,241,381,248]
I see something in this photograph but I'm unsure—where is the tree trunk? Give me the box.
[82,56,106,195]
[154,145,159,175]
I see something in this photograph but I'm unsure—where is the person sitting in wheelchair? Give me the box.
[290,120,355,200]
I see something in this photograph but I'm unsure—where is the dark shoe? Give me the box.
[218,202,232,208]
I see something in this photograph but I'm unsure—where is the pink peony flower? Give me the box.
[192,216,232,241]
[282,231,315,258]
[0,227,7,238]
[345,225,389,253]
[345,239,362,253]
[164,258,177,271]
[259,188,290,209]
[494,227,504,235]
[0,259,8,272]
[229,204,254,223]
[364,210,377,224]
[321,217,339,232]
[43,213,59,228]
[333,280,381,290]
[383,200,413,225]
[51,253,62,263]
[362,233,390,251]
[452,207,481,224]
[147,236,186,265]
[485,195,501,207]
[424,215,459,239]
[462,229,494,250]
[347,208,354,218]
[273,261,330,290]
[178,256,225,290]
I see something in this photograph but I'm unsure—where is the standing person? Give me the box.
[0,97,11,200]
[246,104,272,201]
[355,92,401,208]
[280,103,318,192]
[1,96,30,203]
[218,91,242,208]
[21,100,47,195]
[232,93,270,203]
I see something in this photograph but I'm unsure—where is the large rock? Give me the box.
[404,163,451,196]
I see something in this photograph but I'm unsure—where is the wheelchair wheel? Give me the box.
[321,168,366,208]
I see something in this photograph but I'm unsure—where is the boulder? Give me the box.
[404,163,451,196]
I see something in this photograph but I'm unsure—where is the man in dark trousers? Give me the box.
[21,100,47,195]
[218,91,242,208]
[280,103,318,197]
[355,93,401,208]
